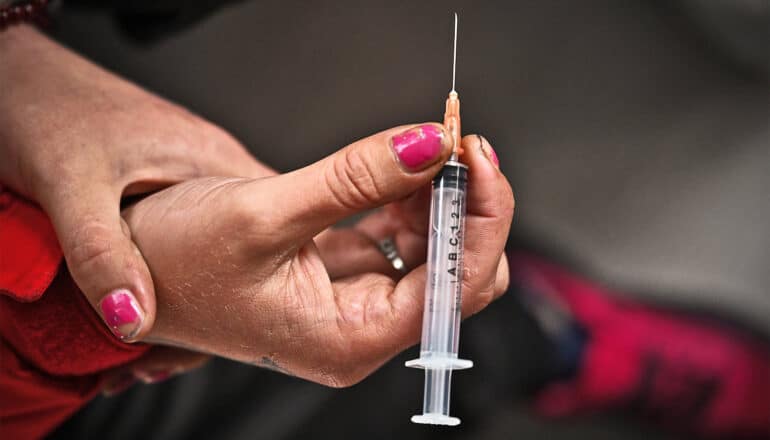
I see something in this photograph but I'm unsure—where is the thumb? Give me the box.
[265,123,453,242]
[44,189,155,342]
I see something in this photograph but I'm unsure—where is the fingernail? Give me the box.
[391,124,448,171]
[99,289,144,341]
[102,373,136,397]
[478,135,499,168]
[136,369,172,384]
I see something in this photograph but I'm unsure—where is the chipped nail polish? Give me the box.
[391,124,446,170]
[99,289,144,341]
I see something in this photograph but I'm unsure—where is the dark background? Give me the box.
[49,1,769,438]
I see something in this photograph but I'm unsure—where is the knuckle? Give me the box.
[325,149,383,211]
[229,198,278,249]
[460,262,480,296]
[206,123,242,149]
[196,120,233,150]
[228,196,259,228]
[191,179,267,240]
[32,157,83,201]
[461,263,496,315]
[66,222,116,273]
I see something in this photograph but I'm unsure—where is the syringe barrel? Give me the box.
[418,161,468,359]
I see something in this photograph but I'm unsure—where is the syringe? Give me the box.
[405,13,471,426]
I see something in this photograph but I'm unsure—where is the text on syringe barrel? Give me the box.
[419,162,468,358]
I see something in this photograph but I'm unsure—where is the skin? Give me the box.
[0,24,275,340]
[120,132,513,387]
[0,25,273,382]
[0,25,514,389]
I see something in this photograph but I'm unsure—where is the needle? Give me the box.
[451,12,458,93]
[445,13,462,158]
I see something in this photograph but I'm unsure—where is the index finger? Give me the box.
[456,134,514,314]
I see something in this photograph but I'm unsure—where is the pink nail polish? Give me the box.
[99,289,143,341]
[478,135,499,168]
[487,145,500,167]
[391,124,445,170]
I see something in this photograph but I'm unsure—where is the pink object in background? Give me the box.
[509,252,770,439]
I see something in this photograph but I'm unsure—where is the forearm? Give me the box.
[0,24,46,197]
[0,23,275,203]
[0,24,112,199]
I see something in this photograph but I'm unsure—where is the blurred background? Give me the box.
[49,0,769,439]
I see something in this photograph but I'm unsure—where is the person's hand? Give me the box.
[122,124,514,387]
[0,25,273,342]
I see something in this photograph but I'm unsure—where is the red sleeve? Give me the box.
[0,185,150,439]
[0,184,61,302]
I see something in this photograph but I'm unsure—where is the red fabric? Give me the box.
[0,186,149,439]
[0,185,61,302]
[510,253,770,439]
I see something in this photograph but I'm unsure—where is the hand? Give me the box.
[0,25,273,341]
[122,124,514,387]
